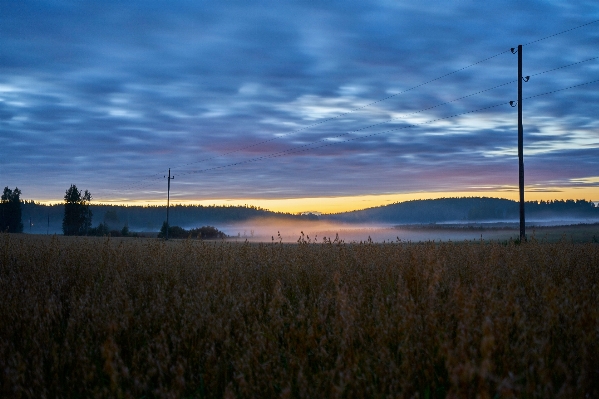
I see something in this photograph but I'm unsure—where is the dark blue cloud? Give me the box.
[1,0,598,204]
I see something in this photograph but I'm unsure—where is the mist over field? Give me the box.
[219,219,403,243]
[215,219,599,243]
[129,197,599,243]
[17,197,599,242]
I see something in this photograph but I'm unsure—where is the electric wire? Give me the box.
[175,51,511,168]
[163,18,599,172]
[110,73,599,196]
[114,80,519,194]
[523,19,599,46]
[160,77,598,182]
[109,50,516,196]
[100,19,599,199]
[273,78,599,157]
[522,77,599,100]
[529,56,598,77]
[113,98,515,194]
[172,57,599,176]
[110,50,509,195]
[267,56,599,153]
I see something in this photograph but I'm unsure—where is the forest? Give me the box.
[325,197,599,224]
[15,197,599,235]
[18,202,318,235]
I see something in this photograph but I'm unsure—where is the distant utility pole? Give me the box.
[165,168,174,240]
[511,45,529,241]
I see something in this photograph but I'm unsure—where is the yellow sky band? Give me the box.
[34,186,599,215]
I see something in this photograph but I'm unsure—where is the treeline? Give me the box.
[324,197,599,224]
[11,193,599,235]
[19,202,318,235]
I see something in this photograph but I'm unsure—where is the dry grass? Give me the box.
[1,234,598,398]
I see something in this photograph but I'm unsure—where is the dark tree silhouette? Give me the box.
[0,187,23,233]
[158,223,227,239]
[88,222,110,237]
[62,185,93,236]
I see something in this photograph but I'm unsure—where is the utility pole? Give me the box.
[511,45,529,241]
[165,168,174,240]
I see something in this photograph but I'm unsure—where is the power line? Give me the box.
[264,56,599,148]
[164,18,599,172]
[178,67,599,176]
[125,93,518,186]
[523,78,599,100]
[111,52,520,197]
[523,19,599,46]
[100,19,599,199]
[109,73,599,197]
[118,77,513,192]
[103,90,514,196]
[169,51,511,170]
[107,51,510,197]
[175,77,598,177]
[529,56,598,77]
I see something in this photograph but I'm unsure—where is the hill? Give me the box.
[323,197,599,224]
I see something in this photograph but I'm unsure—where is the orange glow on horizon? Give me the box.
[33,186,599,214]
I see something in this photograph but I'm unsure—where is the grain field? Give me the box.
[1,234,598,398]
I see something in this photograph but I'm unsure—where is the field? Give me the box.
[1,234,598,398]
[393,222,599,244]
[219,220,599,244]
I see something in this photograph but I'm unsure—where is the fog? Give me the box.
[24,216,598,241]
[215,219,519,243]
[214,217,599,243]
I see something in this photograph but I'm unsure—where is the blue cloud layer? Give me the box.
[1,0,598,203]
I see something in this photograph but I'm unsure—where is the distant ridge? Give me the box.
[322,197,599,224]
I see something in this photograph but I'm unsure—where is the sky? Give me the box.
[1,1,598,214]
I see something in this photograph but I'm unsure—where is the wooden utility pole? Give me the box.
[511,45,529,241]
[165,168,174,240]
[518,44,525,241]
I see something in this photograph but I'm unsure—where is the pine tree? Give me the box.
[62,185,93,236]
[0,187,23,233]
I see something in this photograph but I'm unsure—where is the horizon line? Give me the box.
[23,193,599,215]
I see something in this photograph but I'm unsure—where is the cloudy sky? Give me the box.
[1,1,598,213]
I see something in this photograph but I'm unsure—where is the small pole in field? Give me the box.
[165,168,174,240]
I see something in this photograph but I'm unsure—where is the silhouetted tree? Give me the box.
[158,222,227,239]
[121,225,130,236]
[0,187,23,233]
[189,225,227,239]
[62,185,93,236]
[87,222,110,237]
[158,222,187,239]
